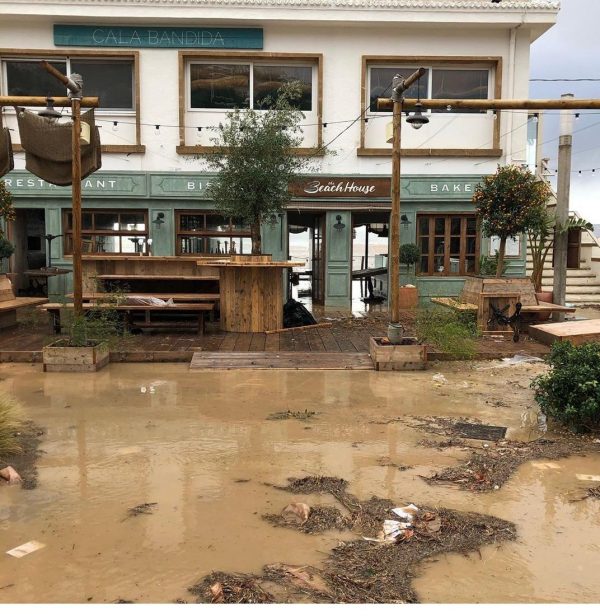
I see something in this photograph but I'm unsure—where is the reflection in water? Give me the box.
[0,363,599,603]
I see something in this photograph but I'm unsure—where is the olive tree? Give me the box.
[203,83,315,255]
[472,165,551,277]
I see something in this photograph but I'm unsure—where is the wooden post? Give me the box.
[390,97,402,325]
[71,97,83,316]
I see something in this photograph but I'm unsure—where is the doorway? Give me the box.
[10,208,46,294]
[287,211,326,309]
[351,212,390,309]
[553,228,582,269]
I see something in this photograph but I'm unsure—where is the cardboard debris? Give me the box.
[7,540,45,558]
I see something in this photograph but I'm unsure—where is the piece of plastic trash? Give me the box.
[501,354,544,366]
[432,373,448,385]
[537,412,548,433]
[281,502,311,524]
[6,540,45,558]
[576,474,600,482]
[0,466,22,485]
[391,504,419,521]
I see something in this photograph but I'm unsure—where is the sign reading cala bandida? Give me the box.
[291,177,391,199]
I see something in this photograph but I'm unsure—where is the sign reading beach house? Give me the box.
[291,177,391,199]
[53,25,263,49]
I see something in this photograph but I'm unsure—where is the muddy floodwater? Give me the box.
[1,361,599,603]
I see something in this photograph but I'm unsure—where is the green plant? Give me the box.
[400,243,420,268]
[0,393,23,458]
[473,165,551,277]
[0,180,16,240]
[203,82,322,255]
[416,307,478,360]
[479,252,507,277]
[526,205,593,293]
[532,342,600,432]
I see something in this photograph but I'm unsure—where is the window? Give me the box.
[176,211,251,255]
[417,214,479,276]
[189,62,313,111]
[368,66,489,113]
[63,210,148,255]
[3,58,134,110]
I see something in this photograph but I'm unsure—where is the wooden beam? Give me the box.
[0,96,98,108]
[264,322,332,335]
[377,97,600,111]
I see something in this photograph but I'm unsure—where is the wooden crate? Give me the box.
[529,319,600,347]
[477,292,520,333]
[43,340,109,372]
[461,276,537,306]
[369,336,427,371]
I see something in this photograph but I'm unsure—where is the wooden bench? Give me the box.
[0,275,47,329]
[39,302,214,334]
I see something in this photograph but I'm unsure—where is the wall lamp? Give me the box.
[401,214,412,227]
[152,212,165,226]
[333,215,346,231]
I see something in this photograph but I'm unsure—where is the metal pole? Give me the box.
[552,93,574,321]
[389,96,402,331]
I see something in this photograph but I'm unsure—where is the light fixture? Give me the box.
[334,215,346,231]
[406,102,429,130]
[268,213,280,228]
[38,97,62,119]
[152,212,165,225]
[401,214,412,227]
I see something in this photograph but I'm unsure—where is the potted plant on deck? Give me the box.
[42,301,124,372]
[398,242,420,309]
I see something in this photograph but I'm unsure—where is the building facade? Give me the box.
[0,0,558,305]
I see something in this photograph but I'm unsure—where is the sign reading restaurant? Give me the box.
[53,25,263,49]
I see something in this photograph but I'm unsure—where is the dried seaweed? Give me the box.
[267,409,319,422]
[189,572,275,604]
[126,502,157,517]
[263,505,351,534]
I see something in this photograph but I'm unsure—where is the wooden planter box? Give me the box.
[369,336,427,371]
[42,340,109,372]
[398,286,418,309]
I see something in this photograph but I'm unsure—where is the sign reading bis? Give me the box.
[53,25,263,49]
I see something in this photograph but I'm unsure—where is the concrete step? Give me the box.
[539,278,600,287]
[542,286,600,295]
[564,296,600,305]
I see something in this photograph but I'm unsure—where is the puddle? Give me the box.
[0,362,599,603]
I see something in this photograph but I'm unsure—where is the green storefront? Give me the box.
[2,171,527,305]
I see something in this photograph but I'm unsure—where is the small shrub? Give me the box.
[532,342,600,432]
[416,307,478,360]
[479,252,507,277]
[0,393,23,458]
[399,243,420,267]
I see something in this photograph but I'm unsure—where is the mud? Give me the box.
[0,421,44,490]
[0,361,599,603]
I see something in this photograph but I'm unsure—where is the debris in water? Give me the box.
[198,476,517,604]
[264,505,351,535]
[377,457,413,471]
[0,421,44,490]
[189,572,275,604]
[391,504,419,521]
[126,502,157,517]
[576,474,600,482]
[0,465,22,485]
[432,373,448,385]
[281,502,311,525]
[266,409,318,421]
[426,438,596,491]
[453,422,508,441]
[6,540,45,558]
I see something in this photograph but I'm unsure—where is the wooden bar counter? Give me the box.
[197,255,303,333]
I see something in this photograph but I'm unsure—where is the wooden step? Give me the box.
[190,351,374,370]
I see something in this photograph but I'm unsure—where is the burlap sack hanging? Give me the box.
[17,108,101,186]
[0,127,14,178]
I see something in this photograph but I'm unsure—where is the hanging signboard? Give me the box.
[53,25,264,49]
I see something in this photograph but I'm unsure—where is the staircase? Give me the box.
[526,231,600,306]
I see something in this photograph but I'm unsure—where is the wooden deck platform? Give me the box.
[529,318,600,347]
[190,351,373,370]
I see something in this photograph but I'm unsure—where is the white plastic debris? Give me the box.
[501,354,544,366]
[7,540,45,558]
[391,504,419,521]
[383,519,412,539]
[432,373,448,385]
[537,412,548,434]
[576,474,600,482]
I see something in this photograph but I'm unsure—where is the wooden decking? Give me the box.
[190,351,373,370]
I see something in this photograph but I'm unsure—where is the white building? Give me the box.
[0,0,559,306]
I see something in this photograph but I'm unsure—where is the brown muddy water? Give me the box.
[0,361,599,603]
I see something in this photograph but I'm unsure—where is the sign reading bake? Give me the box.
[291,177,391,199]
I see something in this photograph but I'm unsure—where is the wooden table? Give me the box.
[24,268,71,296]
[197,255,303,333]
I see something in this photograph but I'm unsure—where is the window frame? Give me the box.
[359,55,502,157]
[175,210,252,256]
[0,48,144,154]
[62,208,149,256]
[178,51,323,155]
[416,213,480,277]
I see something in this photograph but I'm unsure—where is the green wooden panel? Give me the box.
[325,211,351,305]
[149,208,173,256]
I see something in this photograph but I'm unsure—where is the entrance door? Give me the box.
[311,214,326,304]
[567,228,581,269]
[11,209,46,294]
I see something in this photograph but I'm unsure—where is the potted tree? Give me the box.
[473,165,552,277]
[399,242,420,308]
[0,180,15,275]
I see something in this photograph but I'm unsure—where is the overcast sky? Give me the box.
[530,0,600,224]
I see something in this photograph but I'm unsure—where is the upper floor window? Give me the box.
[188,61,314,111]
[3,58,135,111]
[368,65,489,113]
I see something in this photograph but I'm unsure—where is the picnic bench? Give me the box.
[0,275,47,329]
[39,301,214,334]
